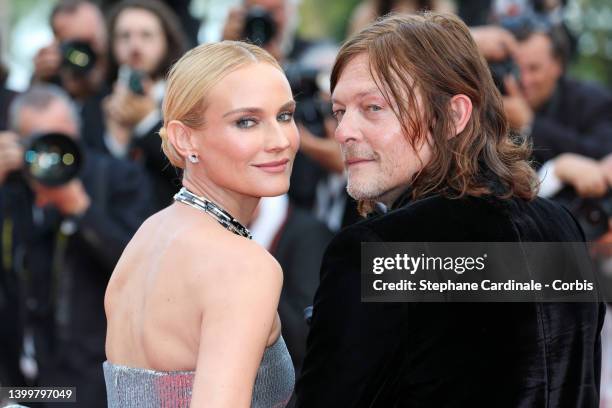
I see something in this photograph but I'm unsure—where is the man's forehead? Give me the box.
[332,86,381,104]
[516,33,553,59]
[19,100,76,135]
[332,56,378,99]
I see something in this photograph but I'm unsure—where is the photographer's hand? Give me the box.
[599,153,612,188]
[555,153,608,198]
[103,92,132,150]
[264,41,283,63]
[33,43,61,82]
[502,75,533,132]
[222,7,246,41]
[104,81,156,151]
[0,131,24,185]
[32,179,91,216]
[471,25,517,61]
[106,82,156,128]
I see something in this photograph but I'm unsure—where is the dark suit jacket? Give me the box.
[295,192,604,407]
[531,76,612,165]
[79,89,180,212]
[129,120,181,211]
[0,85,22,386]
[272,205,333,373]
[13,150,153,408]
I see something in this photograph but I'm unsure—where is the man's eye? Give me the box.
[236,118,257,129]
[142,31,156,40]
[332,110,344,121]
[116,32,130,41]
[278,111,294,122]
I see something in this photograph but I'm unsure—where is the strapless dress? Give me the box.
[103,335,294,407]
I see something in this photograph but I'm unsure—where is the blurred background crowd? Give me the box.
[0,0,611,407]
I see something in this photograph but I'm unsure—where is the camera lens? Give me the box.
[60,41,97,75]
[243,7,277,46]
[24,133,83,187]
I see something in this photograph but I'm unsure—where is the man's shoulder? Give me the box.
[333,194,578,244]
[81,151,150,202]
[354,194,500,241]
[560,76,612,106]
[85,151,144,178]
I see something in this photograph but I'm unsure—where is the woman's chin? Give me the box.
[252,182,290,198]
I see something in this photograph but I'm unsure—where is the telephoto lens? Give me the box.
[243,7,277,46]
[60,40,97,75]
[23,132,83,186]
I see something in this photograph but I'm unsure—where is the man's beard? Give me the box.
[342,144,385,200]
[346,173,383,200]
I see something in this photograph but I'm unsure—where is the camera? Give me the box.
[59,40,97,76]
[23,132,83,187]
[489,58,520,95]
[243,7,277,46]
[118,65,145,95]
[554,187,612,241]
[284,62,331,137]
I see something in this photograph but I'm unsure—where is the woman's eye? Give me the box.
[368,105,382,112]
[332,110,344,121]
[236,118,258,129]
[278,111,294,122]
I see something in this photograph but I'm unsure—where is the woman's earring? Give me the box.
[189,153,199,164]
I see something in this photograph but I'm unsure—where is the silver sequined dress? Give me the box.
[103,335,294,407]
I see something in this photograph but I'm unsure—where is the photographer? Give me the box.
[32,0,108,102]
[32,0,111,154]
[222,0,311,64]
[504,23,612,163]
[0,58,23,388]
[0,85,152,406]
[500,21,612,239]
[103,0,188,210]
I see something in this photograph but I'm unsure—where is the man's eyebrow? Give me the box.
[332,88,381,104]
[223,100,296,117]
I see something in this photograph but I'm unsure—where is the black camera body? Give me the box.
[23,132,83,187]
[243,7,277,46]
[284,63,331,137]
[118,65,145,95]
[489,58,521,95]
[59,40,97,76]
[554,187,612,241]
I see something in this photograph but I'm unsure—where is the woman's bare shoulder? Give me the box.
[177,220,282,292]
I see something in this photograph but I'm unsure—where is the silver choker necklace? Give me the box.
[173,187,252,239]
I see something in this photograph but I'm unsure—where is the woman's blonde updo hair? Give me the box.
[159,41,282,168]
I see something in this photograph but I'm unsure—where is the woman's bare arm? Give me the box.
[190,241,283,407]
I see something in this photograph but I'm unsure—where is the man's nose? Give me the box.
[517,66,531,88]
[334,110,359,145]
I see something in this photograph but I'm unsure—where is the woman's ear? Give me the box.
[449,94,473,138]
[167,120,195,159]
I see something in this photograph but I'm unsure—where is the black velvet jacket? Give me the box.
[295,192,605,408]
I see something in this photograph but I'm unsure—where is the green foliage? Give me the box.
[298,0,362,42]
[566,0,612,87]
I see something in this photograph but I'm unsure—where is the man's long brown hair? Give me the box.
[331,12,538,214]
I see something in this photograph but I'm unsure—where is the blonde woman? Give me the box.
[103,41,297,407]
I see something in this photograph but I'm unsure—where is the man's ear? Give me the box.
[167,120,196,159]
[449,94,473,138]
